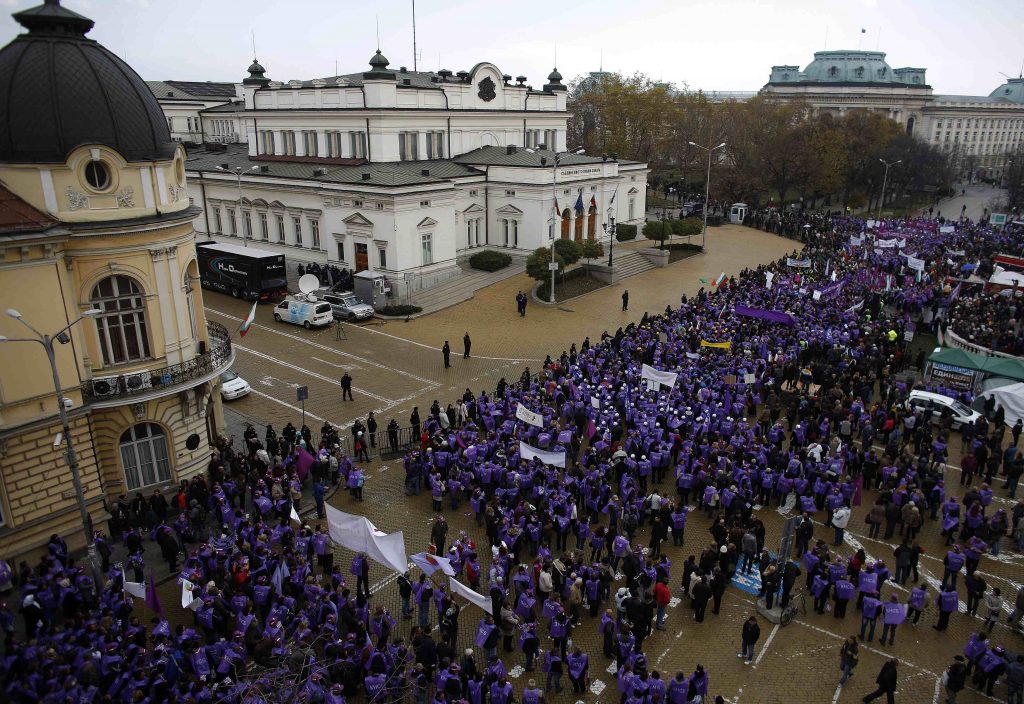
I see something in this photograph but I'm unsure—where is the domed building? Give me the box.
[763,50,1024,182]
[0,0,231,561]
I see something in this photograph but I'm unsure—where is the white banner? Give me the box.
[515,403,544,428]
[641,363,678,388]
[519,441,566,468]
[874,248,883,255]
[180,578,202,611]
[907,256,925,272]
[765,271,774,290]
[449,577,493,614]
[876,239,897,248]
[941,226,955,234]
[849,236,863,246]
[897,238,907,248]
[124,579,146,599]
[410,552,456,576]
[325,505,409,574]
[844,299,865,314]
[866,219,877,229]
[786,257,811,268]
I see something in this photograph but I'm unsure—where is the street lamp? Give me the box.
[215,164,261,246]
[1,308,103,584]
[604,215,617,268]
[877,158,902,222]
[527,146,585,303]
[688,141,727,251]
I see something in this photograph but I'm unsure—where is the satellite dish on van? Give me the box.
[298,274,320,295]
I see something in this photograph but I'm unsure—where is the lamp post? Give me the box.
[605,216,616,268]
[1,308,103,583]
[215,164,261,246]
[688,141,727,252]
[527,146,584,303]
[877,158,902,222]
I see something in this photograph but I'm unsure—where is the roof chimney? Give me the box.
[421,169,430,176]
[362,173,371,181]
[260,165,269,173]
[506,145,517,155]
[313,168,326,177]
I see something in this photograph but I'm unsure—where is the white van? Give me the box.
[905,390,982,430]
[273,297,333,329]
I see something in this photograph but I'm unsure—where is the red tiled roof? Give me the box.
[0,183,56,234]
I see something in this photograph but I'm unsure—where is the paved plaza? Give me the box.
[192,225,1024,704]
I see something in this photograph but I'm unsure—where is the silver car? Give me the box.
[320,291,375,321]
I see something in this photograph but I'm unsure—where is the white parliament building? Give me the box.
[180,53,648,293]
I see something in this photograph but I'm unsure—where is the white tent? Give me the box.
[980,382,1024,427]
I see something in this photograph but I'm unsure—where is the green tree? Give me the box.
[643,219,671,243]
[553,238,582,264]
[526,247,564,281]
[579,239,604,262]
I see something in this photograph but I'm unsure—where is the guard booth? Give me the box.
[353,270,391,309]
[730,202,748,224]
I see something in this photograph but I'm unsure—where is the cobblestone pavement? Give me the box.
[195,226,1022,704]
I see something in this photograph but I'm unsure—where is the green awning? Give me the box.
[928,347,988,371]
[980,356,1024,382]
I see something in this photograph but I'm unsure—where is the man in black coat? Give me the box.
[442,341,451,368]
[863,658,898,703]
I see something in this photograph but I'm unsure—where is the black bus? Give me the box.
[196,241,287,301]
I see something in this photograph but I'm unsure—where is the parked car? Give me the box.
[273,297,333,328]
[319,290,375,321]
[219,369,251,400]
[904,389,981,430]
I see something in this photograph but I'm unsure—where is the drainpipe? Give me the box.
[484,166,490,246]
[365,117,372,161]
[198,173,211,234]
[447,116,452,159]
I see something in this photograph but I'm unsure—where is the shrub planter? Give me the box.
[581,261,617,284]
[638,247,670,267]
[468,250,512,272]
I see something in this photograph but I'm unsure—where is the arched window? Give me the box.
[91,275,151,365]
[184,270,198,342]
[120,423,171,490]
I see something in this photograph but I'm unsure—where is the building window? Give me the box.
[120,423,171,491]
[84,161,111,191]
[184,271,197,342]
[512,219,518,248]
[275,214,286,243]
[259,212,269,241]
[310,218,321,249]
[243,211,252,240]
[353,199,364,208]
[469,190,478,197]
[337,239,346,261]
[545,130,557,150]
[293,216,303,247]
[375,203,384,210]
[505,190,516,197]
[283,131,298,156]
[350,132,367,159]
[426,131,444,159]
[227,209,237,236]
[303,130,319,156]
[327,131,343,157]
[503,219,509,247]
[399,132,419,161]
[213,207,222,234]
[379,248,387,268]
[421,233,433,265]
[420,200,431,207]
[628,198,635,221]
[91,275,151,366]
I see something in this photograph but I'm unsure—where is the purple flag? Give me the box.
[295,446,315,481]
[145,572,164,616]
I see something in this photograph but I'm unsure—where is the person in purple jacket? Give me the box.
[906,585,927,625]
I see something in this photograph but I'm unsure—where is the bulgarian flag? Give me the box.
[239,301,257,337]
[714,272,727,287]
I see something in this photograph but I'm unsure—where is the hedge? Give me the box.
[379,304,423,316]
[468,250,512,272]
[615,224,637,241]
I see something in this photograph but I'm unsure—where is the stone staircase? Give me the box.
[408,256,527,315]
[612,249,658,280]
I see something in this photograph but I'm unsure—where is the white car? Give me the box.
[219,369,251,401]
[905,390,981,430]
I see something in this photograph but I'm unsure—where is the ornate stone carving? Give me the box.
[168,184,186,201]
[478,76,496,102]
[130,402,146,421]
[149,248,165,261]
[66,186,88,210]
[115,186,135,208]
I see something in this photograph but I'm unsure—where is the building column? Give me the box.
[317,131,328,158]
[275,130,286,156]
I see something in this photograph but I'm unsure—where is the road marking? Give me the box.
[235,344,396,404]
[338,321,544,362]
[247,388,336,425]
[932,676,942,704]
[312,356,362,371]
[754,623,778,666]
[208,308,439,385]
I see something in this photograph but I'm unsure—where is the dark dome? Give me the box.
[369,50,390,69]
[0,0,175,164]
[548,68,563,83]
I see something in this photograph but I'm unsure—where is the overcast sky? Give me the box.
[1,0,1021,96]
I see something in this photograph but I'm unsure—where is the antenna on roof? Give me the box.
[824,26,828,50]
[376,15,380,51]
[412,0,418,73]
[600,48,603,73]
[251,30,257,61]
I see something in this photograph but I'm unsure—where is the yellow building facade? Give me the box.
[0,0,230,560]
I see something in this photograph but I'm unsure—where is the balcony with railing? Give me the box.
[82,321,234,406]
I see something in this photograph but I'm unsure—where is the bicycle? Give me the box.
[780,589,808,626]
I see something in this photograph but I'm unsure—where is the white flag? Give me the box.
[449,577,493,614]
[290,504,302,523]
[519,441,566,468]
[515,403,544,428]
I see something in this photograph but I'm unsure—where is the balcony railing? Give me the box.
[82,322,233,403]
[944,327,1019,359]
